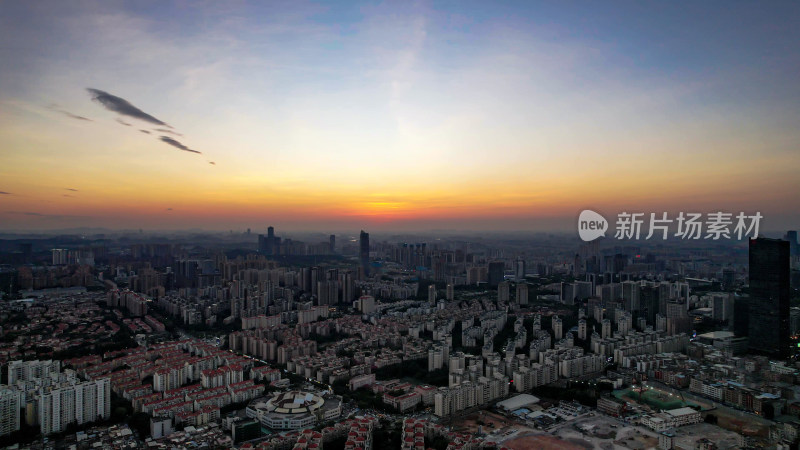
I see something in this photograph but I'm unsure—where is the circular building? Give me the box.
[246,391,342,430]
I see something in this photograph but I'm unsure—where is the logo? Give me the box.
[576,209,762,241]
[578,210,608,242]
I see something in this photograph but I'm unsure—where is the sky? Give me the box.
[0,0,799,233]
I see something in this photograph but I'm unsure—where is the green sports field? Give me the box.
[613,387,698,411]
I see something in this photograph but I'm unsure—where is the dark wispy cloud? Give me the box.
[87,88,170,127]
[48,104,92,122]
[159,136,201,154]
[84,89,214,162]
[63,194,75,198]
[208,161,216,165]
[166,208,173,211]
[156,128,183,137]
[0,191,11,195]
[65,188,79,192]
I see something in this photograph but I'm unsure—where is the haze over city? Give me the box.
[1,1,799,232]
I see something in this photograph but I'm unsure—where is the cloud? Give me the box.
[0,191,11,195]
[208,161,216,165]
[139,129,151,134]
[63,194,75,198]
[116,118,132,126]
[87,88,171,127]
[159,136,201,154]
[166,208,173,211]
[48,104,92,121]
[65,188,79,192]
[156,128,183,137]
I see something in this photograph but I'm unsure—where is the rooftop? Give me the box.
[697,331,735,340]
[665,407,699,417]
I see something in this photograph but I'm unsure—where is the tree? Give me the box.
[112,406,128,422]
[128,412,150,438]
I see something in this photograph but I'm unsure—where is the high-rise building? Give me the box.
[487,262,504,287]
[359,230,370,275]
[748,238,790,358]
[721,268,736,291]
[329,235,336,253]
[38,378,111,435]
[467,267,488,285]
[785,230,798,256]
[560,282,576,305]
[640,284,661,326]
[790,308,800,337]
[577,319,587,340]
[573,253,582,276]
[317,280,339,306]
[552,316,563,340]
[446,283,454,301]
[258,226,281,256]
[516,284,528,306]
[617,314,631,336]
[51,248,69,265]
[338,272,355,303]
[621,281,641,313]
[8,360,61,385]
[310,267,320,296]
[710,293,734,324]
[613,254,628,273]
[665,301,692,336]
[497,281,510,303]
[601,319,611,339]
[0,388,20,436]
[656,314,667,332]
[428,285,437,305]
[514,258,526,280]
[355,295,375,314]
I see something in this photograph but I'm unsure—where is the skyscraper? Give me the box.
[640,284,660,326]
[359,230,370,275]
[748,238,790,358]
[514,258,526,280]
[516,283,528,306]
[428,285,437,305]
[258,226,281,255]
[785,230,798,256]
[487,262,504,287]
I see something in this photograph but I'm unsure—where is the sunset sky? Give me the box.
[1,1,798,232]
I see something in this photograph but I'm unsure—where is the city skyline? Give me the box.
[1,1,799,232]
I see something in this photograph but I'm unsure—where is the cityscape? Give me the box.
[1,2,800,450]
